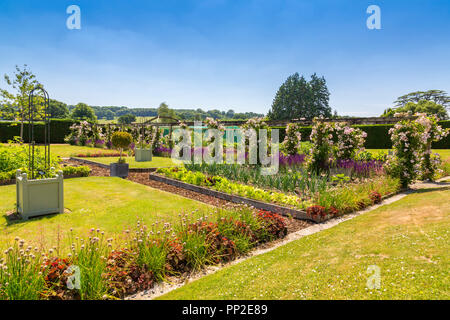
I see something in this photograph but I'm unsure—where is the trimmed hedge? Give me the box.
[0,119,75,143]
[271,120,450,149]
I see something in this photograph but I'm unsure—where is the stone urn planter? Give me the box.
[110,162,129,178]
[135,147,152,162]
[16,169,64,220]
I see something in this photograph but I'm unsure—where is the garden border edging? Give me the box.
[70,157,162,172]
[149,173,317,222]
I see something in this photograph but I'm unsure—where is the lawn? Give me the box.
[75,156,180,168]
[367,149,450,161]
[40,144,119,158]
[160,187,450,300]
[0,177,211,252]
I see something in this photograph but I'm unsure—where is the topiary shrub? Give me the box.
[111,131,132,163]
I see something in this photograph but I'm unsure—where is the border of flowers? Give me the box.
[149,173,403,224]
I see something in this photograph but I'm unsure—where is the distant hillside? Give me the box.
[68,105,264,121]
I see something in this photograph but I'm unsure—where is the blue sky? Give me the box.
[1,0,449,116]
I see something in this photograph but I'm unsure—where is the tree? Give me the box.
[268,73,332,120]
[394,90,450,110]
[226,109,235,119]
[71,103,97,121]
[104,110,115,120]
[117,113,137,124]
[382,100,448,119]
[157,102,178,120]
[0,65,41,139]
[48,99,69,118]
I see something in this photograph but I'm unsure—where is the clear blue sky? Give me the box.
[1,0,449,116]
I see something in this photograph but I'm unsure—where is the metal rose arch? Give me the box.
[15,85,64,220]
[27,85,51,179]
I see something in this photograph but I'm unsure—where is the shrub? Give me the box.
[42,257,79,300]
[111,131,132,163]
[62,165,91,177]
[369,191,382,204]
[333,122,367,160]
[0,141,60,179]
[255,210,288,240]
[306,120,335,174]
[105,250,154,298]
[281,123,302,156]
[306,205,327,220]
[416,114,449,181]
[385,119,424,188]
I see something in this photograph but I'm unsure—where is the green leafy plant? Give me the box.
[331,173,350,184]
[111,131,132,164]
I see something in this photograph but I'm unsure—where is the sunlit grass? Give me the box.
[160,187,450,300]
[0,177,211,253]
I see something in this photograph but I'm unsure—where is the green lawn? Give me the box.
[160,187,450,300]
[75,156,180,168]
[44,144,119,158]
[0,177,210,252]
[368,149,450,161]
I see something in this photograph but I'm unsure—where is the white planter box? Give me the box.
[16,169,64,220]
[135,148,152,162]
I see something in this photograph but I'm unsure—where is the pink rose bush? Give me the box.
[282,123,302,156]
[306,119,367,174]
[385,113,449,187]
[333,122,367,160]
[307,119,335,174]
[416,113,449,180]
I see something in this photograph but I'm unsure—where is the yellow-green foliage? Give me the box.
[111,131,132,150]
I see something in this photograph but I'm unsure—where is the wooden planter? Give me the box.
[16,169,64,220]
[135,148,152,162]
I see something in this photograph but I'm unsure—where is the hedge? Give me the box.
[271,120,450,149]
[1,119,448,149]
[0,119,75,143]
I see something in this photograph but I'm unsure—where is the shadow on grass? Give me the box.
[3,210,68,226]
[409,185,450,194]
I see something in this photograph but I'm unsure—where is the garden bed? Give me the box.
[150,173,317,222]
[0,181,293,300]
[152,167,402,223]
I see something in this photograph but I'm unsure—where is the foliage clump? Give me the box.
[111,131,132,163]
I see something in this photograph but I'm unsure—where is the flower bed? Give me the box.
[155,167,401,220]
[0,207,287,300]
[0,142,91,185]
